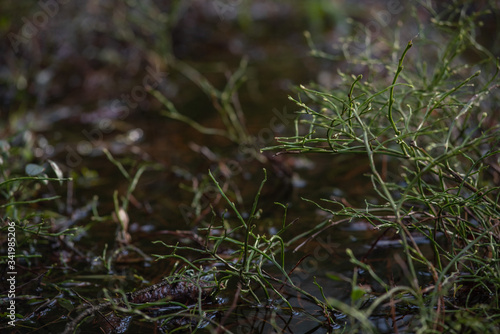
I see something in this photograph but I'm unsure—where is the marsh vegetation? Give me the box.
[1,1,500,333]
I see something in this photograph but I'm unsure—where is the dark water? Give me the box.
[0,1,444,333]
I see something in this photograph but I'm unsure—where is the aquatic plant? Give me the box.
[263,1,500,332]
[2,1,499,333]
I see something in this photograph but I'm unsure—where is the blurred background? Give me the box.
[1,0,383,229]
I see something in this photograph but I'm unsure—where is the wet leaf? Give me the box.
[25,163,45,176]
[58,298,74,312]
[116,208,129,229]
[351,286,366,302]
[48,159,64,185]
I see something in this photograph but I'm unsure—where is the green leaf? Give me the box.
[25,163,45,176]
[351,286,366,302]
[326,273,344,281]
[58,298,74,312]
